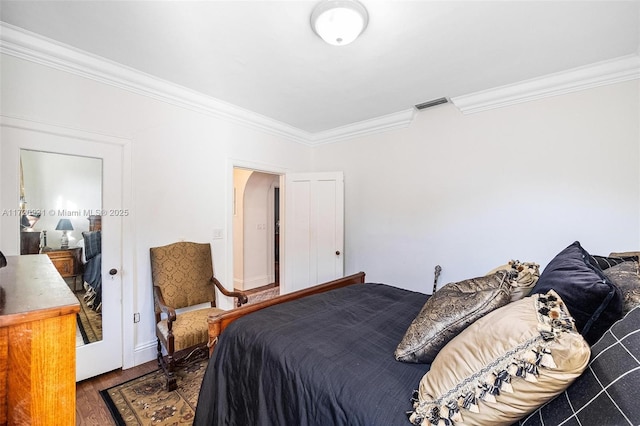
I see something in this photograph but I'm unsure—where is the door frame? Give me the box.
[225,158,287,309]
[0,115,136,372]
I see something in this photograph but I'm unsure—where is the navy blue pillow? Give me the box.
[530,241,623,345]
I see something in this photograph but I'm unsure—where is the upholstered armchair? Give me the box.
[150,241,247,390]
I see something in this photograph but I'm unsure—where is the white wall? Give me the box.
[233,168,252,287]
[313,80,640,293]
[241,171,279,289]
[2,50,639,368]
[0,54,312,366]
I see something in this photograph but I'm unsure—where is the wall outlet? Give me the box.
[213,228,224,239]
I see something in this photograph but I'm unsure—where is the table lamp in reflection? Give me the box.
[55,219,74,249]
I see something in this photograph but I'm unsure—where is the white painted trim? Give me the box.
[0,23,312,143]
[1,115,137,371]
[307,109,417,145]
[3,22,638,142]
[241,275,272,291]
[451,54,640,114]
[134,339,158,366]
[0,22,415,145]
[0,114,132,145]
[224,158,289,310]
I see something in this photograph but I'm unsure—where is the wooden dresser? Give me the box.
[0,255,80,425]
[45,247,83,290]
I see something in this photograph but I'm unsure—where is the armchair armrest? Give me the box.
[211,277,248,307]
[153,285,177,323]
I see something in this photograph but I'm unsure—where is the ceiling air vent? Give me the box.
[415,97,449,110]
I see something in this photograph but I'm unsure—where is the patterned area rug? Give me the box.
[76,289,102,343]
[246,285,280,304]
[100,358,207,425]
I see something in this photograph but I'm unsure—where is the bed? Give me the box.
[195,243,640,426]
[79,229,102,311]
[196,273,431,425]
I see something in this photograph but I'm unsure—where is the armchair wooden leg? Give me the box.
[157,338,177,391]
[165,353,177,391]
[165,371,177,392]
[156,339,163,368]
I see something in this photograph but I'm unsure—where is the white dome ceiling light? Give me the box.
[310,0,369,46]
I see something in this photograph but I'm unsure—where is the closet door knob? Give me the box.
[109,268,118,276]
[335,251,341,256]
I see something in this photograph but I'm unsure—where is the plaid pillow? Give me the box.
[519,306,640,425]
[82,231,101,260]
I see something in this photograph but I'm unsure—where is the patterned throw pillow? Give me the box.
[408,291,590,426]
[486,260,541,302]
[603,260,640,315]
[519,306,640,426]
[395,271,512,364]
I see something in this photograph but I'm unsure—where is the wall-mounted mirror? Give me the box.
[20,149,103,347]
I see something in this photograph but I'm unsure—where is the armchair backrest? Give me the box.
[150,242,216,313]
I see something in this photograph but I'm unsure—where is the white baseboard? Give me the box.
[132,339,158,368]
[242,275,272,290]
[234,274,273,291]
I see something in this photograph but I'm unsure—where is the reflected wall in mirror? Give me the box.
[20,149,103,347]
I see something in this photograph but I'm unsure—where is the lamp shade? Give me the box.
[311,0,368,46]
[55,218,74,231]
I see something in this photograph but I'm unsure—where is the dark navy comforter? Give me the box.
[194,283,431,426]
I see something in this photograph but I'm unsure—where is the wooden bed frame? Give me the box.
[207,271,366,356]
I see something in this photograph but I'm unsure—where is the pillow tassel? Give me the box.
[445,400,463,423]
[511,361,526,380]
[523,359,539,382]
[476,382,497,403]
[537,347,557,369]
[437,405,453,426]
[427,405,441,425]
[485,373,501,397]
[493,369,514,394]
[462,391,480,413]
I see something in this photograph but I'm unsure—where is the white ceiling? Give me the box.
[1,1,639,134]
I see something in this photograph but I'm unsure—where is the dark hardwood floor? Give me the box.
[76,359,158,425]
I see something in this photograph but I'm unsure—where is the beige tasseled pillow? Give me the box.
[408,291,590,426]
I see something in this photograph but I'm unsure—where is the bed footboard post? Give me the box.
[208,321,222,357]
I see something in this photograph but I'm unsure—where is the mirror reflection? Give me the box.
[19,149,103,347]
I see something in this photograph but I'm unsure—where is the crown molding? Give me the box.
[2,23,637,142]
[451,54,640,114]
[307,108,417,146]
[1,114,131,145]
[0,22,415,146]
[0,23,314,144]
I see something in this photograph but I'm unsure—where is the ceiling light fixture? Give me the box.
[311,0,369,46]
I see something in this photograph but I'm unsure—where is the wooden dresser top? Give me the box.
[0,254,80,327]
